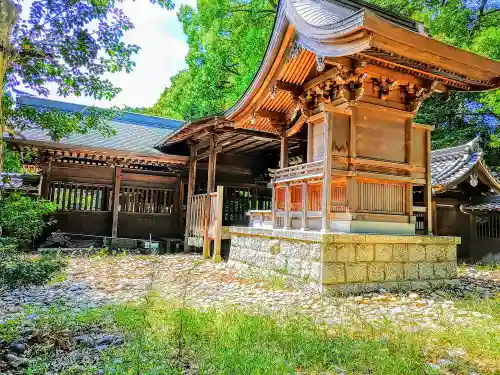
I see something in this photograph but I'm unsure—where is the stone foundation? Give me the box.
[228,227,460,294]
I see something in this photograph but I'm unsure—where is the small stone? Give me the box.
[9,342,26,354]
[447,348,466,358]
[408,293,419,300]
[5,353,27,367]
[75,335,94,346]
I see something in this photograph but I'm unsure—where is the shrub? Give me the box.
[0,251,68,288]
[0,192,57,244]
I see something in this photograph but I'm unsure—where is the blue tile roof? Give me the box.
[14,94,183,156]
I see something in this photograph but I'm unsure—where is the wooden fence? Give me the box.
[187,185,224,262]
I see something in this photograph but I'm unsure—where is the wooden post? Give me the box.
[203,135,216,258]
[280,136,288,169]
[301,182,308,230]
[178,180,184,231]
[184,146,197,252]
[111,165,122,239]
[348,108,357,170]
[405,119,413,217]
[284,183,291,229]
[424,129,433,234]
[40,158,52,198]
[321,112,333,232]
[213,185,224,262]
[271,185,276,228]
[307,123,314,163]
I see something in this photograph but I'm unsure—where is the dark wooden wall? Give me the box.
[435,202,471,260]
[44,162,182,241]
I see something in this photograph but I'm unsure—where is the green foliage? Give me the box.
[147,0,276,120]
[0,192,57,243]
[0,252,67,288]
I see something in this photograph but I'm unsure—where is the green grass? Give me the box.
[472,262,500,271]
[3,293,500,374]
[455,293,500,319]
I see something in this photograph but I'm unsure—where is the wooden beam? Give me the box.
[196,145,222,161]
[284,183,291,229]
[303,67,341,91]
[184,146,197,252]
[256,110,286,122]
[221,136,255,154]
[280,136,289,169]
[319,102,353,116]
[276,81,303,96]
[322,112,333,232]
[219,127,307,142]
[111,165,122,238]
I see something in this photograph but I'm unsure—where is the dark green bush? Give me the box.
[0,251,67,288]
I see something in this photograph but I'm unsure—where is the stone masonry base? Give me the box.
[228,227,460,295]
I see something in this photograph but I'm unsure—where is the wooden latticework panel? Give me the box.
[358,181,405,214]
[49,182,111,211]
[331,182,348,213]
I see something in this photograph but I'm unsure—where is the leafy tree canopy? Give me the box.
[148,0,499,165]
[1,0,175,170]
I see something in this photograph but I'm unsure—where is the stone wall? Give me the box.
[228,227,460,294]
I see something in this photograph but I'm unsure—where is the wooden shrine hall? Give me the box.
[161,0,500,292]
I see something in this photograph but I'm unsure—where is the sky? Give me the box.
[18,0,197,109]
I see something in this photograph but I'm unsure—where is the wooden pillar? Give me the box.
[178,180,184,232]
[301,182,308,230]
[271,185,276,229]
[111,165,122,239]
[405,119,413,217]
[213,185,224,263]
[307,123,314,163]
[40,158,52,198]
[203,135,216,258]
[424,129,433,234]
[321,112,333,232]
[280,136,288,169]
[347,108,358,214]
[184,146,197,252]
[284,183,291,229]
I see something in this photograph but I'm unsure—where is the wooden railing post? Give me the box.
[284,183,291,229]
[321,112,333,232]
[184,146,197,252]
[271,185,276,229]
[213,186,224,262]
[301,182,308,230]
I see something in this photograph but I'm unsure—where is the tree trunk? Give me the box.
[0,0,20,172]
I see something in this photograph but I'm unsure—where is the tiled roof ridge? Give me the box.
[430,136,481,162]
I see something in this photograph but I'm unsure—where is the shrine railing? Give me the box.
[269,160,324,181]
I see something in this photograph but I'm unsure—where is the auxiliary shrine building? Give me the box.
[6,0,500,291]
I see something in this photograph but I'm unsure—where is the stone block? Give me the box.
[323,244,337,262]
[433,263,447,279]
[250,237,262,251]
[322,263,345,284]
[385,263,404,281]
[280,240,292,256]
[393,244,409,261]
[444,244,457,261]
[309,243,322,261]
[379,281,400,292]
[336,244,356,262]
[418,263,434,280]
[425,244,446,262]
[374,244,393,261]
[444,261,458,278]
[346,263,367,283]
[356,244,374,261]
[368,263,385,282]
[408,244,426,262]
[410,280,430,290]
[310,262,322,281]
[404,263,419,280]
